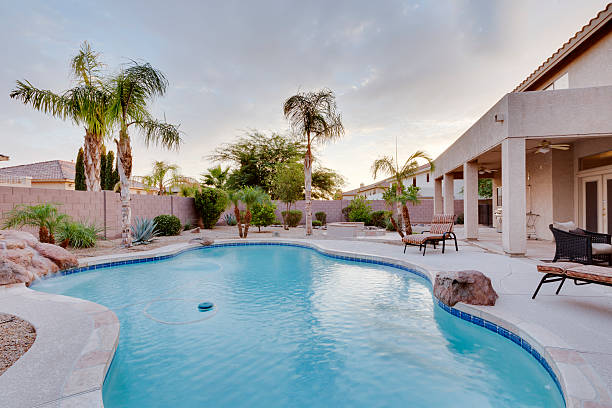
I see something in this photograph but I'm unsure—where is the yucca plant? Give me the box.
[131,217,159,245]
[2,204,67,243]
[56,221,102,248]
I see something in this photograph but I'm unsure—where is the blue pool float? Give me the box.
[198,302,214,311]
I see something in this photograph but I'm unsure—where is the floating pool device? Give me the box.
[197,302,214,311]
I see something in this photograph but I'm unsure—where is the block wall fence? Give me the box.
[0,186,467,239]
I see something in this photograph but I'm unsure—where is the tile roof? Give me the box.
[0,155,8,161]
[514,3,612,92]
[0,160,75,181]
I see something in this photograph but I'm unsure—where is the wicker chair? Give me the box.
[403,214,457,256]
[549,224,612,266]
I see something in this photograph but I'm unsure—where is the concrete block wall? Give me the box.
[0,186,199,239]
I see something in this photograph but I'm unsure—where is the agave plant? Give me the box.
[224,213,237,226]
[56,220,102,249]
[131,217,159,245]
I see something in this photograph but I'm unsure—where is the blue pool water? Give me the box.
[34,245,564,407]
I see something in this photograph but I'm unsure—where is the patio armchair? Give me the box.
[403,214,457,256]
[549,222,612,266]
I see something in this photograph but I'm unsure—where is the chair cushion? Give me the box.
[566,265,612,284]
[570,228,586,236]
[553,221,577,232]
[537,262,583,275]
[403,234,443,245]
[592,243,612,255]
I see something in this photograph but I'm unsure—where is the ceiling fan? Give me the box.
[478,167,498,175]
[530,140,571,154]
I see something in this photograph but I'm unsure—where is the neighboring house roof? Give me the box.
[514,3,612,92]
[343,163,431,196]
[0,154,8,161]
[0,160,75,181]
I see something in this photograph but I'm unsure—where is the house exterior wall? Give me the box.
[526,152,554,240]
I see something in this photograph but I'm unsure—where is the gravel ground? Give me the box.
[0,313,36,376]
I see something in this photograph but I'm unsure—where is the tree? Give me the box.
[312,167,345,199]
[2,204,68,243]
[372,150,433,235]
[252,199,277,232]
[75,148,86,191]
[272,162,304,230]
[194,188,228,229]
[479,179,493,198]
[100,146,107,190]
[10,41,111,191]
[143,161,180,195]
[108,151,119,191]
[201,165,230,189]
[226,190,244,238]
[283,89,344,235]
[107,62,181,246]
[238,186,265,238]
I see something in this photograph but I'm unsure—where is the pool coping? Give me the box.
[6,238,610,407]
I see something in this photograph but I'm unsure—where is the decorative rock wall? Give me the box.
[0,230,78,286]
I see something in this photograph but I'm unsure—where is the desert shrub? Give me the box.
[370,210,390,228]
[315,211,327,225]
[347,197,372,224]
[341,206,350,221]
[456,214,464,224]
[312,220,322,227]
[224,213,237,226]
[281,210,302,227]
[131,217,159,245]
[183,222,193,231]
[194,187,228,229]
[56,220,101,248]
[153,214,182,236]
[252,201,277,231]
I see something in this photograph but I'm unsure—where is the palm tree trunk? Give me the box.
[395,184,404,232]
[116,132,133,247]
[402,204,412,235]
[243,210,252,238]
[83,130,102,191]
[234,205,243,238]
[284,202,289,230]
[304,143,313,236]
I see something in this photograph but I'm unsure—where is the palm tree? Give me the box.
[226,190,243,238]
[106,62,181,247]
[10,42,110,191]
[372,150,433,235]
[283,89,344,235]
[238,186,265,238]
[143,161,179,195]
[201,165,229,189]
[2,204,68,243]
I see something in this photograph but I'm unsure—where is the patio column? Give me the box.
[443,173,454,215]
[463,161,479,240]
[501,138,526,255]
[434,178,443,214]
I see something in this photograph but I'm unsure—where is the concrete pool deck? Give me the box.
[0,237,610,407]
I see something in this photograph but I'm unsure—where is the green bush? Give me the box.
[315,211,327,225]
[456,214,464,224]
[194,187,228,229]
[281,210,302,227]
[347,197,372,224]
[252,201,277,231]
[386,216,397,231]
[341,206,350,221]
[56,220,101,248]
[153,214,182,236]
[370,210,391,228]
[183,222,192,231]
[312,220,322,227]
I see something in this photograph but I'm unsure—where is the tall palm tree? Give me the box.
[283,89,344,235]
[372,150,433,235]
[107,62,181,247]
[10,41,110,191]
[143,161,179,195]
[238,186,265,238]
[201,165,230,189]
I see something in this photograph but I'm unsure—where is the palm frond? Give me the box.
[283,88,344,144]
[137,118,182,150]
[371,156,397,180]
[71,41,104,87]
[9,80,72,120]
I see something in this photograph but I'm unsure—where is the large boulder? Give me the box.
[434,270,498,307]
[0,230,77,286]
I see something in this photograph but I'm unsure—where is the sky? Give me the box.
[0,0,608,190]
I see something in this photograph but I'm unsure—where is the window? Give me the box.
[579,150,612,171]
[544,72,569,90]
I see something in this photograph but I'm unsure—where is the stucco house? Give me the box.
[432,3,612,255]
[343,164,464,200]
[0,160,155,194]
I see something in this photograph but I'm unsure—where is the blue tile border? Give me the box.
[32,240,565,403]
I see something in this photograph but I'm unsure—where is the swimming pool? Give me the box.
[34,244,564,407]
